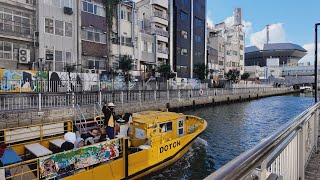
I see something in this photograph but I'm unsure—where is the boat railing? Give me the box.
[1,137,126,180]
[94,102,104,128]
[205,102,320,180]
[74,104,90,134]
[1,120,73,155]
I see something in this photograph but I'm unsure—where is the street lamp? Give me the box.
[315,23,320,102]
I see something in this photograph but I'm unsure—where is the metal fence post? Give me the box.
[72,92,75,108]
[121,91,124,105]
[167,90,170,100]
[38,93,42,111]
[154,90,157,102]
[99,91,102,105]
[298,124,306,179]
[139,90,142,106]
[178,90,181,100]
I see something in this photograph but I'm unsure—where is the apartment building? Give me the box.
[38,0,79,72]
[109,0,137,76]
[169,0,206,78]
[207,22,245,81]
[136,0,169,80]
[81,0,108,73]
[0,0,36,70]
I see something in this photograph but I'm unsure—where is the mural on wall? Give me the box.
[0,69,48,92]
[39,139,121,179]
[48,72,99,92]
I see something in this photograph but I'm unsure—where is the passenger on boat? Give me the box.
[102,102,116,139]
[81,129,99,144]
[74,138,84,149]
[61,132,76,151]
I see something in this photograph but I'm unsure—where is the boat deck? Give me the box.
[305,138,320,180]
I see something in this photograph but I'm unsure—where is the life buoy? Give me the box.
[199,89,203,96]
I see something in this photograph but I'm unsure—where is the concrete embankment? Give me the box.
[0,89,298,129]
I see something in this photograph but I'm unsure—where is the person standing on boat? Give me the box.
[102,102,116,139]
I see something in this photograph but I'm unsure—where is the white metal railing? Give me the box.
[0,87,291,112]
[205,101,320,180]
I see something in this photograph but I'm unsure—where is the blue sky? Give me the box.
[207,0,320,64]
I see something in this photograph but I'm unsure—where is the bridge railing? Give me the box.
[205,102,320,180]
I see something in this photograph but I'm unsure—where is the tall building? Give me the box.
[38,0,79,71]
[81,0,108,73]
[169,0,207,78]
[0,0,37,70]
[136,0,169,80]
[207,28,225,80]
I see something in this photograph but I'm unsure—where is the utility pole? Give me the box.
[315,23,320,102]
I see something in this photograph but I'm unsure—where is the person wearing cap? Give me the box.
[102,102,116,139]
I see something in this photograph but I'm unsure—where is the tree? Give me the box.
[226,69,240,82]
[194,63,208,80]
[241,72,250,81]
[158,64,172,80]
[118,55,133,83]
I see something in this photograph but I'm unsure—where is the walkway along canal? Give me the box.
[143,93,314,179]
[0,87,295,129]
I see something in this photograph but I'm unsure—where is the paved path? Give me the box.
[305,139,320,180]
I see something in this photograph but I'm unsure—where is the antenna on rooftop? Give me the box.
[266,24,270,44]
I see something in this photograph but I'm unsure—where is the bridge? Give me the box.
[205,101,320,180]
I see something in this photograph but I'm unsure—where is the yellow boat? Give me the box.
[0,111,207,180]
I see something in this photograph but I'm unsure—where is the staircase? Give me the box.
[74,104,102,135]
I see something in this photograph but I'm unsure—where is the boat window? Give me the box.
[159,121,172,133]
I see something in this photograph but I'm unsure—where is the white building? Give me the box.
[38,0,79,72]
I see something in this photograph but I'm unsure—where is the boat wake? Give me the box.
[194,137,208,146]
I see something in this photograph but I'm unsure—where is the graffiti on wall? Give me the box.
[0,69,48,92]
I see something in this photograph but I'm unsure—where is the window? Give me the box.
[195,35,201,43]
[180,11,188,21]
[121,36,133,47]
[82,0,105,17]
[82,27,106,43]
[66,51,72,62]
[240,45,243,50]
[45,49,54,60]
[65,22,72,37]
[120,10,132,22]
[0,8,32,35]
[177,119,184,136]
[195,17,202,27]
[218,61,223,65]
[3,42,12,60]
[239,35,244,40]
[226,50,231,55]
[181,48,188,56]
[63,0,73,8]
[85,56,106,70]
[181,0,189,5]
[55,20,64,36]
[142,41,153,52]
[240,55,243,60]
[45,18,54,34]
[181,30,187,39]
[219,44,223,52]
[233,51,238,56]
[160,121,172,133]
[55,50,64,71]
[26,0,35,5]
[232,62,235,67]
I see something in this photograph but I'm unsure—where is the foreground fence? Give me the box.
[0,87,290,112]
[205,101,319,180]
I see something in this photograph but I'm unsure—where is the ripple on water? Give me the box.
[143,94,314,180]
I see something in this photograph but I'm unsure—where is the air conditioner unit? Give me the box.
[64,7,73,15]
[19,49,30,64]
[98,70,106,74]
[85,69,97,74]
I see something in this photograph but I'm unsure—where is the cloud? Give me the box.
[299,43,318,65]
[207,17,214,28]
[224,16,234,27]
[250,23,286,48]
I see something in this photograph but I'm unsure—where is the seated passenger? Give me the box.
[81,129,99,142]
[61,132,76,151]
[74,138,84,149]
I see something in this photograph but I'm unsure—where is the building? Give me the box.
[38,0,79,72]
[0,0,37,70]
[81,0,108,73]
[207,19,245,80]
[207,28,225,80]
[136,0,169,80]
[109,0,138,76]
[169,0,207,78]
[245,43,307,67]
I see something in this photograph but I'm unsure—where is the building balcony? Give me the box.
[0,23,34,41]
[141,28,169,38]
[157,47,169,59]
[153,28,169,37]
[151,0,168,9]
[151,13,168,26]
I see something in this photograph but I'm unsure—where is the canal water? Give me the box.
[142,93,315,180]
